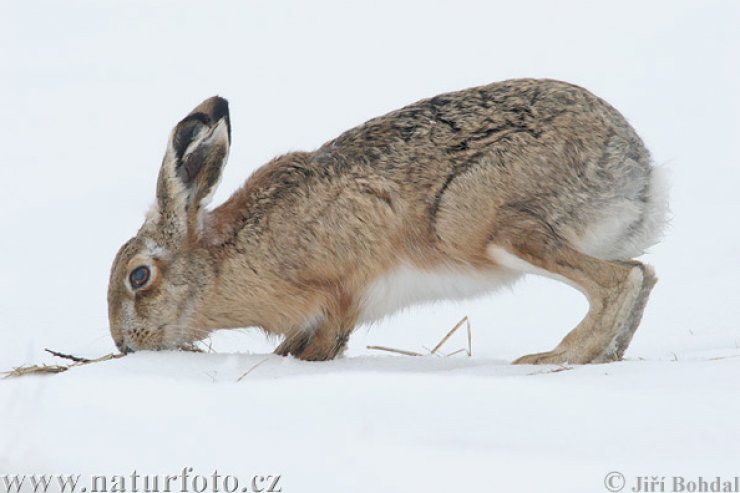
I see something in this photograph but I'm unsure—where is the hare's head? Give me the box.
[108,97,230,353]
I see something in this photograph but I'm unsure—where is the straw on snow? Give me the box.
[367,316,473,358]
[3,352,125,378]
[5,317,476,378]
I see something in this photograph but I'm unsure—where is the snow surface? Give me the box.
[1,1,739,492]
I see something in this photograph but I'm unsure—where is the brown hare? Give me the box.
[108,79,667,364]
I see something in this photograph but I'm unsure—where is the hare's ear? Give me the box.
[152,96,231,242]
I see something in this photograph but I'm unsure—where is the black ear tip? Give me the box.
[181,96,231,142]
[189,96,230,124]
[202,96,230,140]
[207,96,230,123]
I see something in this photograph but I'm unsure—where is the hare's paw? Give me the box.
[513,349,592,365]
[274,332,311,358]
[513,350,566,365]
[274,330,348,361]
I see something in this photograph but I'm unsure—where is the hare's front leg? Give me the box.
[274,315,356,362]
[489,212,657,364]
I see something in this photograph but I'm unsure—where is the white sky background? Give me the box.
[0,2,739,490]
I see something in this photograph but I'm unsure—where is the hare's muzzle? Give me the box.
[116,339,133,354]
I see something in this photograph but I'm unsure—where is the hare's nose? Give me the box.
[116,339,134,354]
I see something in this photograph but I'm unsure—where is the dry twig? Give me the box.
[44,348,90,363]
[367,316,472,358]
[366,346,424,357]
[5,364,69,378]
[431,317,468,354]
[236,357,271,382]
[3,351,125,379]
[708,354,740,361]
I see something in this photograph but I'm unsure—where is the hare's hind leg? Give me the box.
[489,238,656,365]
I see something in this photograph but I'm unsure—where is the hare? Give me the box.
[108,78,667,364]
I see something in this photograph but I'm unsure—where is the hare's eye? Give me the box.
[129,266,151,289]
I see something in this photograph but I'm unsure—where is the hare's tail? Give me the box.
[572,165,670,261]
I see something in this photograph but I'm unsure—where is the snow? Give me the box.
[1,1,739,491]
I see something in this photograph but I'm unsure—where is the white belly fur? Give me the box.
[357,263,521,325]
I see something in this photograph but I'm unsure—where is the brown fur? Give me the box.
[108,79,667,363]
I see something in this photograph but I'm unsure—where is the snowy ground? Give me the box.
[1,1,739,492]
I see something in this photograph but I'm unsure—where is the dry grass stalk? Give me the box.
[366,346,424,357]
[431,316,466,354]
[3,351,126,379]
[5,364,69,378]
[236,357,270,382]
[44,348,90,363]
[708,354,740,361]
[432,316,472,357]
[367,316,472,358]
